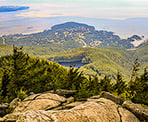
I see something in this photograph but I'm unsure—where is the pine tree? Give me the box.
[66,65,85,90]
[132,68,148,104]
[127,58,140,97]
[0,68,11,99]
[7,45,29,99]
[113,72,126,95]
[99,76,112,92]
[130,58,140,82]
[88,74,100,94]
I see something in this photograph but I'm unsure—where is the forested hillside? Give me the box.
[0,46,147,112]
[0,46,69,102]
[47,46,148,80]
[0,43,147,80]
[0,22,147,52]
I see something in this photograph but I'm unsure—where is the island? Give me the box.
[0,6,29,12]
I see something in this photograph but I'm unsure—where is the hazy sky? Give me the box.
[0,0,148,19]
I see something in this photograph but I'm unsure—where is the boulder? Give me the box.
[23,94,41,101]
[15,98,139,122]
[89,95,100,99]
[13,93,67,113]
[54,89,76,97]
[52,101,84,110]
[100,91,124,105]
[66,97,74,104]
[13,101,31,113]
[118,107,140,122]
[64,102,84,109]
[0,92,141,122]
[36,93,66,102]
[23,99,61,111]
[0,112,20,122]
[123,101,148,121]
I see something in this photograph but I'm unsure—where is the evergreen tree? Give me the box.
[127,58,140,99]
[0,68,11,100]
[66,65,85,90]
[99,76,112,92]
[7,45,29,99]
[130,58,140,82]
[88,74,100,94]
[132,68,148,104]
[113,72,126,95]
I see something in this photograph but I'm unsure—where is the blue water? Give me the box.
[58,61,87,68]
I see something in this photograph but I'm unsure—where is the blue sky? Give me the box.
[0,0,148,19]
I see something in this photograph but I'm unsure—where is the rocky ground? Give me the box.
[0,90,148,122]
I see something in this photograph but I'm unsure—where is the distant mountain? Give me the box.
[0,6,29,12]
[0,22,147,51]
[1,16,148,37]
[51,22,95,30]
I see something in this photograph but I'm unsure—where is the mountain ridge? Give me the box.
[1,22,147,51]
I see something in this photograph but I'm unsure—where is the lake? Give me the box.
[58,61,87,68]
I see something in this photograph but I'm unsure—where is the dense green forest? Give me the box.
[0,46,147,109]
[0,43,147,81]
[47,45,148,80]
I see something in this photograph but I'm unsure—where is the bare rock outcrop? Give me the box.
[0,92,144,122]
[46,89,76,97]
[118,107,140,122]
[1,98,139,122]
[54,89,76,97]
[13,93,66,113]
[0,112,20,122]
[100,91,124,105]
[123,101,148,121]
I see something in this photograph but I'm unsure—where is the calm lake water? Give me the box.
[58,61,87,68]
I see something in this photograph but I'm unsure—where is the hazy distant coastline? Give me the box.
[0,15,147,38]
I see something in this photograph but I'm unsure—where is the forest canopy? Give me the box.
[0,46,147,107]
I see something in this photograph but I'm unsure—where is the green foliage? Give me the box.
[113,72,126,95]
[48,47,138,80]
[131,68,148,105]
[127,58,141,99]
[0,44,147,82]
[0,69,11,98]
[125,58,148,105]
[99,76,113,92]
[0,105,13,117]
[66,65,85,90]
[17,88,28,100]
[130,58,140,82]
[76,75,100,99]
[0,46,147,107]
[0,46,69,102]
